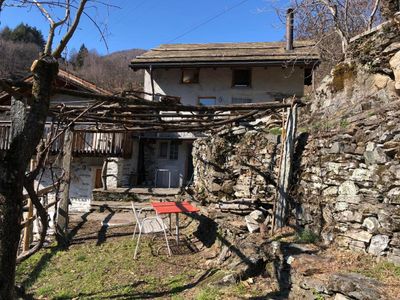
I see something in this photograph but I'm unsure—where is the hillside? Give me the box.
[0,40,146,92]
[65,48,146,92]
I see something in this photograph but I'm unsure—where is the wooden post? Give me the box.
[274,103,298,229]
[22,199,33,252]
[56,127,73,246]
[101,158,108,190]
[22,159,36,252]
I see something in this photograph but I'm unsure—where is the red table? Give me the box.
[151,201,199,244]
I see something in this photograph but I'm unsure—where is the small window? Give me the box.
[159,142,168,159]
[304,68,313,86]
[232,69,251,87]
[232,97,252,104]
[198,97,216,106]
[169,142,179,160]
[181,69,199,84]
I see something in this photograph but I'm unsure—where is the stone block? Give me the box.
[323,186,339,196]
[338,181,359,195]
[389,50,400,90]
[362,217,380,234]
[350,168,374,181]
[342,230,372,243]
[336,195,363,204]
[368,234,389,256]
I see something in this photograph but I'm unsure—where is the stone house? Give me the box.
[129,40,320,189]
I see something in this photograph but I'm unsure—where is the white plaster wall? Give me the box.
[144,66,305,104]
[37,157,103,211]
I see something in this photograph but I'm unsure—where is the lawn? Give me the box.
[16,234,262,299]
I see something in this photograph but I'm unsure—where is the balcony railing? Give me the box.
[0,125,133,158]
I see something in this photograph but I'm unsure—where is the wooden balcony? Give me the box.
[0,125,133,158]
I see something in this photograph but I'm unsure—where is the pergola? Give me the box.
[4,84,300,260]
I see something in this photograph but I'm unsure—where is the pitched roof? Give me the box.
[0,68,113,104]
[130,41,320,69]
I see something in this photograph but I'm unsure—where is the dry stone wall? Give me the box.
[192,20,400,267]
[295,20,400,264]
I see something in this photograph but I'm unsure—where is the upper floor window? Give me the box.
[198,97,216,106]
[232,69,251,87]
[181,69,199,84]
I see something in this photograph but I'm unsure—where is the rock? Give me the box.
[350,168,374,181]
[342,230,372,243]
[368,235,389,256]
[221,180,235,194]
[383,42,400,54]
[338,181,359,195]
[210,183,222,192]
[334,293,351,300]
[323,186,339,196]
[373,73,391,89]
[389,50,400,90]
[250,210,265,222]
[328,142,343,154]
[362,217,380,234]
[327,273,385,300]
[245,215,259,233]
[336,195,363,204]
[219,273,237,285]
[390,232,400,247]
[364,147,389,165]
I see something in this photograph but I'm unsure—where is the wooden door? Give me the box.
[95,168,103,188]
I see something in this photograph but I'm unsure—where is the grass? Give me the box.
[353,260,400,281]
[16,236,266,299]
[16,238,202,299]
[296,228,319,244]
[195,287,221,300]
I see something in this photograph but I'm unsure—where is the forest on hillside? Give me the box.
[0,23,145,91]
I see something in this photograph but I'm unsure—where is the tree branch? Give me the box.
[52,0,87,58]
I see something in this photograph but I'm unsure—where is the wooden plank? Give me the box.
[274,103,298,229]
[55,128,73,246]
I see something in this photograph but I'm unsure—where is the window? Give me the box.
[232,97,252,104]
[232,69,251,87]
[159,141,179,160]
[159,142,168,159]
[304,68,313,86]
[169,142,179,160]
[181,69,199,84]
[198,97,216,106]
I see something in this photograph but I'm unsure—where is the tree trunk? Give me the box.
[0,55,58,299]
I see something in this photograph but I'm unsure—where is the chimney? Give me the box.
[286,8,294,51]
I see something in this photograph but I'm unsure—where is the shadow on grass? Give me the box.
[96,205,115,246]
[70,268,218,299]
[20,210,94,291]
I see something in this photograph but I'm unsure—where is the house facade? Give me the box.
[129,40,320,190]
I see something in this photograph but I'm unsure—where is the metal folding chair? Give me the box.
[131,202,171,259]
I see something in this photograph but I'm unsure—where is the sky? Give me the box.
[0,0,287,56]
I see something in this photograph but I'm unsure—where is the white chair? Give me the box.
[131,202,171,259]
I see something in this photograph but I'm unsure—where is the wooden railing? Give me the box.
[0,124,133,158]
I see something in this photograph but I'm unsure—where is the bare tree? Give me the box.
[0,1,92,298]
[279,0,383,82]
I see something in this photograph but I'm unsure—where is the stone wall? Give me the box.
[192,20,400,266]
[294,20,400,264]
